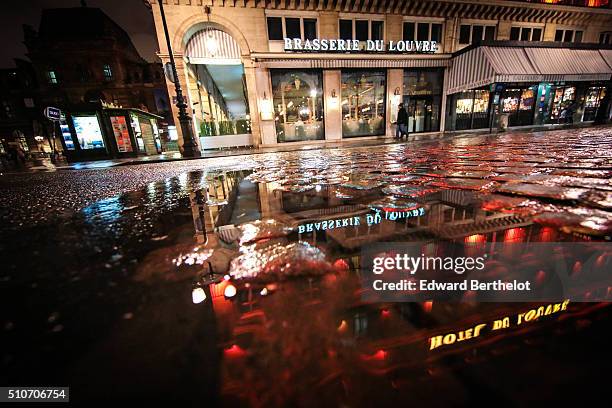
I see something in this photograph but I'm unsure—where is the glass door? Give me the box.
[413,99,426,132]
[405,97,432,133]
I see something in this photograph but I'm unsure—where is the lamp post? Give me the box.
[157,0,201,157]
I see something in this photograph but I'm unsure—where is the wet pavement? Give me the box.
[1,126,612,405]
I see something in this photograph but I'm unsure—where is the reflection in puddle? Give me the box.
[175,161,610,405]
[3,129,612,404]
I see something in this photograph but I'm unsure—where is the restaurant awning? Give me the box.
[446,44,612,95]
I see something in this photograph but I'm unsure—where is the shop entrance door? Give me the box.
[405,98,432,133]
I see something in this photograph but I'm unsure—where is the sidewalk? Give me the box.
[34,132,449,171]
[7,122,611,173]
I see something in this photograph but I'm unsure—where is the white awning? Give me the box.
[446,45,612,95]
[599,49,612,71]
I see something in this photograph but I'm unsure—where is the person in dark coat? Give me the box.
[395,105,408,139]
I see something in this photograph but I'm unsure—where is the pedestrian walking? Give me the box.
[559,105,568,124]
[396,105,408,139]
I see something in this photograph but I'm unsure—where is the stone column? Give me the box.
[386,15,403,42]
[444,18,458,54]
[255,67,277,146]
[323,70,342,141]
[543,23,558,41]
[243,60,262,147]
[386,69,404,138]
[319,11,339,37]
[497,21,512,41]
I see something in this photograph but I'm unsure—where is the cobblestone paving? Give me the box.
[1,126,611,235]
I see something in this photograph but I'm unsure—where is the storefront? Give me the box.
[254,54,449,145]
[402,69,444,133]
[445,43,612,131]
[163,13,451,148]
[59,104,167,162]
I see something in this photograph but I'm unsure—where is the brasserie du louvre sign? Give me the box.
[284,38,438,53]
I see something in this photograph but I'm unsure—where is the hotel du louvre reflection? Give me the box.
[144,0,612,153]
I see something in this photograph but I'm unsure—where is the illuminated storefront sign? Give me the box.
[428,300,570,351]
[110,116,133,153]
[73,115,105,150]
[284,38,438,53]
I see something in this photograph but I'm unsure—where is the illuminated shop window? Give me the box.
[339,18,385,41]
[583,86,606,121]
[502,85,537,127]
[454,89,490,130]
[266,16,318,41]
[510,26,543,41]
[341,70,386,137]
[403,21,443,43]
[458,24,495,45]
[271,69,324,143]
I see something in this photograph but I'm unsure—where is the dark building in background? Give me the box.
[0,59,42,155]
[23,6,169,113]
[0,5,172,155]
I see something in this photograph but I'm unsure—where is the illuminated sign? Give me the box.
[284,38,438,53]
[298,216,360,234]
[73,115,105,150]
[44,106,61,121]
[428,300,570,351]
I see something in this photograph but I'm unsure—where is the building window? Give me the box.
[371,21,384,41]
[599,31,612,45]
[339,19,352,40]
[103,64,113,81]
[270,69,324,143]
[355,20,368,41]
[510,26,543,41]
[555,29,583,43]
[266,16,318,41]
[338,18,384,41]
[285,18,301,38]
[76,64,90,82]
[341,70,386,138]
[303,18,317,40]
[404,22,443,43]
[267,17,283,40]
[402,69,443,133]
[46,70,58,84]
[458,24,496,45]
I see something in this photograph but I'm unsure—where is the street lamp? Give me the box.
[156,0,201,157]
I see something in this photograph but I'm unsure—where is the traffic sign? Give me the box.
[44,106,62,121]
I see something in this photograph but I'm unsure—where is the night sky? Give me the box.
[0,0,158,67]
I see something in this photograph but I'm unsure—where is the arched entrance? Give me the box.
[184,25,252,149]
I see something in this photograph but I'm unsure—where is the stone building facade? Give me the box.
[147,0,612,150]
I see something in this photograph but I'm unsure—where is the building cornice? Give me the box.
[148,0,612,26]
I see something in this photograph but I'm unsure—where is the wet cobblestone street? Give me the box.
[1,126,611,405]
[1,126,611,234]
